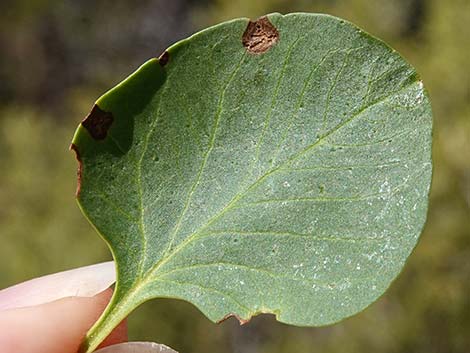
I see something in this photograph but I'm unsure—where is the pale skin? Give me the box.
[0,262,175,353]
[0,288,127,353]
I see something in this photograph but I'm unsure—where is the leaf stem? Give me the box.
[79,289,136,353]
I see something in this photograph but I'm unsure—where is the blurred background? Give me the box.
[0,0,469,352]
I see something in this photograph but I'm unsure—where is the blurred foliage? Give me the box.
[0,107,108,283]
[0,0,468,353]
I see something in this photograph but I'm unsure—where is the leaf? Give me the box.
[71,13,432,352]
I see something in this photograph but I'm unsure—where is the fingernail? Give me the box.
[0,261,116,310]
[94,342,178,353]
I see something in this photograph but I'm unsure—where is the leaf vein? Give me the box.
[251,35,303,170]
[269,47,343,167]
[136,68,172,276]
[197,230,386,242]
[142,69,420,281]
[157,261,333,290]
[160,52,247,259]
[155,278,251,314]
[320,49,353,133]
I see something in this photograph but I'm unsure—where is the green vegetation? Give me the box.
[1,1,468,353]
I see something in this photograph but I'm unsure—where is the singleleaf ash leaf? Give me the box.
[71,13,432,353]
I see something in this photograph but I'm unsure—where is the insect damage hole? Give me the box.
[70,143,82,197]
[158,51,169,66]
[81,104,114,140]
[242,16,279,54]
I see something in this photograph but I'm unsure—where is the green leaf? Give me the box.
[71,13,432,352]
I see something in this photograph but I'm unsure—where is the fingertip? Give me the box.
[0,262,116,311]
[95,342,178,353]
[0,288,127,353]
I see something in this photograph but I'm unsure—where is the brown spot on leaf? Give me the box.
[242,16,279,54]
[159,51,169,67]
[82,104,114,140]
[70,143,82,197]
[217,313,250,325]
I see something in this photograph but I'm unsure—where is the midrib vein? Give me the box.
[139,78,420,283]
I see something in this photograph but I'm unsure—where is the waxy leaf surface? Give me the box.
[71,13,432,352]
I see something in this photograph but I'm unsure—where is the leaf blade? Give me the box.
[72,13,432,352]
